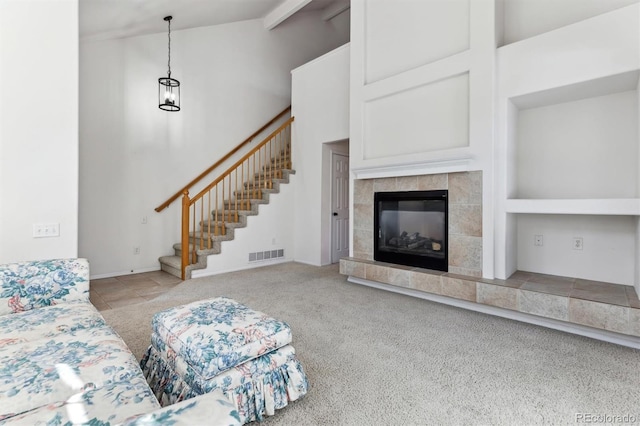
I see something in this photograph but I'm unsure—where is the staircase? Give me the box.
[155,108,294,280]
[159,165,295,280]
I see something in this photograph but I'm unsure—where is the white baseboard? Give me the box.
[90,266,160,280]
[348,276,640,350]
[292,259,323,267]
[190,258,292,279]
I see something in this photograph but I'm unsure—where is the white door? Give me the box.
[331,153,350,263]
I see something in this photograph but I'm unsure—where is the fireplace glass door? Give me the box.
[374,190,448,271]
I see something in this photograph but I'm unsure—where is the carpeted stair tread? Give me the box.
[199,220,246,231]
[243,170,294,190]
[159,255,181,269]
[233,189,266,198]
[188,231,235,242]
[173,242,221,255]
[223,199,268,209]
[159,255,206,279]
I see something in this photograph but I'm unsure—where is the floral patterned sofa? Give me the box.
[0,258,240,425]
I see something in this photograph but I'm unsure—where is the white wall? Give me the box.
[516,90,638,199]
[498,5,640,99]
[364,73,470,159]
[291,44,350,266]
[80,12,349,277]
[517,214,636,285]
[637,77,640,292]
[349,0,497,278]
[0,0,79,263]
[503,0,639,46]
[364,0,469,84]
[636,218,640,292]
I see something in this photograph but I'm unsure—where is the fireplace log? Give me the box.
[408,240,426,249]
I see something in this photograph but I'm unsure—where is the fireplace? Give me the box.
[374,190,448,271]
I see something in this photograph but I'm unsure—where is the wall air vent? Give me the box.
[248,249,285,263]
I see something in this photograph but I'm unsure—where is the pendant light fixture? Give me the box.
[158,16,180,111]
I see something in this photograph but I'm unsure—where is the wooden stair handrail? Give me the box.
[155,105,291,212]
[191,117,294,203]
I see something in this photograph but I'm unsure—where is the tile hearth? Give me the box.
[340,257,640,339]
[512,271,639,307]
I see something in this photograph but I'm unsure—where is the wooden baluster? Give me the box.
[269,136,272,179]
[207,191,211,249]
[222,177,225,237]
[274,133,282,178]
[200,198,204,250]
[214,185,219,236]
[191,204,196,264]
[273,131,282,169]
[229,169,238,216]
[269,135,282,178]
[236,161,245,208]
[288,125,291,167]
[279,135,282,171]
[284,126,288,168]
[255,155,258,197]
[181,191,190,280]
[230,171,236,222]
[263,145,267,188]
[249,159,252,198]
[287,124,291,168]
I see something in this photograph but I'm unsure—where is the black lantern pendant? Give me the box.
[159,16,180,111]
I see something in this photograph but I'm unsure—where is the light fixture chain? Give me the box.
[167,17,171,77]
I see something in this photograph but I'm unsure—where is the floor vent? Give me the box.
[248,249,284,262]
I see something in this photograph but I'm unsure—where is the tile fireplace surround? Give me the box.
[353,171,483,276]
[342,171,640,343]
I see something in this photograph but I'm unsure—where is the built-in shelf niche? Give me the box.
[505,71,640,286]
[509,70,640,204]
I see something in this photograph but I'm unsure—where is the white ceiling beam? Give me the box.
[264,0,313,30]
[321,0,350,21]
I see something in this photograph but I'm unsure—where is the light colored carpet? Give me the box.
[101,262,640,425]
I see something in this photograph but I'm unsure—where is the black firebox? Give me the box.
[374,190,448,271]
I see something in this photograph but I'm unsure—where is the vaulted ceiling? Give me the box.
[80,0,348,41]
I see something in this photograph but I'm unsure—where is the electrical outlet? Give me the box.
[572,237,583,251]
[534,235,543,247]
[134,246,140,255]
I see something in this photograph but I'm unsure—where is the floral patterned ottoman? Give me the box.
[140,297,308,424]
